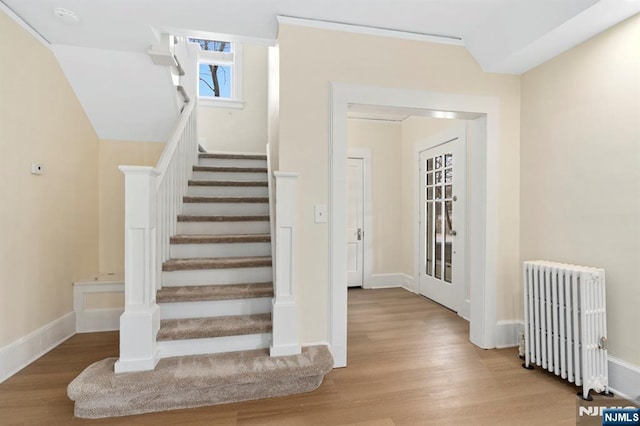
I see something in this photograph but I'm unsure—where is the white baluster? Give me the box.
[270,172,302,356]
[115,166,161,373]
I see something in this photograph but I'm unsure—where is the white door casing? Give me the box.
[416,125,467,313]
[347,157,364,287]
[330,83,499,368]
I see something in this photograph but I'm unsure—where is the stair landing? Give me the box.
[68,346,333,419]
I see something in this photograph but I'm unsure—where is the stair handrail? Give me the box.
[155,99,199,275]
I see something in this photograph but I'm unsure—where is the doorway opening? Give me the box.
[330,83,499,367]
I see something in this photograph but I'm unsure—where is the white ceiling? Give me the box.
[3,0,639,139]
[3,0,640,74]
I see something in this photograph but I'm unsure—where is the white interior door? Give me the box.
[347,157,364,287]
[418,132,466,311]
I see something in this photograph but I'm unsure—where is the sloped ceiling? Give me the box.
[2,0,640,140]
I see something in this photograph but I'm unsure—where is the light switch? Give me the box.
[314,204,327,223]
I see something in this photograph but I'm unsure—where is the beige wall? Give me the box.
[98,140,165,274]
[278,24,521,343]
[520,15,640,365]
[198,44,268,153]
[347,119,402,275]
[0,11,99,346]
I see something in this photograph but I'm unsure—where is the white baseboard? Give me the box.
[366,273,414,290]
[609,356,640,403]
[495,320,524,349]
[401,274,417,293]
[0,312,75,384]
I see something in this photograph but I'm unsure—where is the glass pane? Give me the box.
[435,186,442,199]
[426,202,433,276]
[198,64,232,98]
[444,200,453,283]
[435,171,442,184]
[434,202,442,280]
[426,158,433,171]
[444,168,452,183]
[426,172,433,185]
[445,185,452,198]
[434,156,442,169]
[190,38,231,53]
[445,153,453,167]
[427,187,433,200]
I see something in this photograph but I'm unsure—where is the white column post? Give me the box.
[270,172,302,356]
[114,166,161,373]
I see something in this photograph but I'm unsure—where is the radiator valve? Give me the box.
[598,336,607,350]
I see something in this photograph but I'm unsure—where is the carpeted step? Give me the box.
[162,256,272,272]
[157,313,272,341]
[157,282,273,303]
[199,153,267,160]
[188,180,268,187]
[68,346,334,418]
[183,196,268,203]
[170,234,271,244]
[193,166,267,173]
[177,214,269,222]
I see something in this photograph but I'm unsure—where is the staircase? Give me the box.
[68,150,333,418]
[155,152,275,358]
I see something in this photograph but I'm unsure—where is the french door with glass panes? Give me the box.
[418,134,465,312]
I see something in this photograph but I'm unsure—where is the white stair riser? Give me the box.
[160,297,272,319]
[187,186,268,197]
[170,242,271,258]
[176,221,270,235]
[162,267,273,286]
[158,333,271,358]
[192,171,268,182]
[198,158,267,168]
[181,202,269,216]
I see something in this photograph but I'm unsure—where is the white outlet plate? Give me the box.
[314,204,327,223]
[31,162,44,175]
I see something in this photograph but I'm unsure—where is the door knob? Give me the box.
[357,228,362,240]
[451,230,457,236]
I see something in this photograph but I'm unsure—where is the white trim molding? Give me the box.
[74,277,124,333]
[495,320,524,349]
[330,83,500,368]
[0,312,75,384]
[276,16,464,46]
[608,356,640,403]
[367,273,416,292]
[0,1,52,49]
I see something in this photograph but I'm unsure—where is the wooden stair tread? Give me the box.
[183,196,268,203]
[188,180,268,187]
[198,153,267,160]
[170,234,271,244]
[193,166,267,173]
[177,215,269,222]
[162,256,272,271]
[157,282,273,303]
[157,314,272,341]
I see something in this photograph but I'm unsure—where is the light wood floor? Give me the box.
[0,288,585,425]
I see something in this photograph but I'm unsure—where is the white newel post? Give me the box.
[114,166,161,373]
[270,172,302,356]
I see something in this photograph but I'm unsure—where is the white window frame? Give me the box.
[197,42,243,109]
